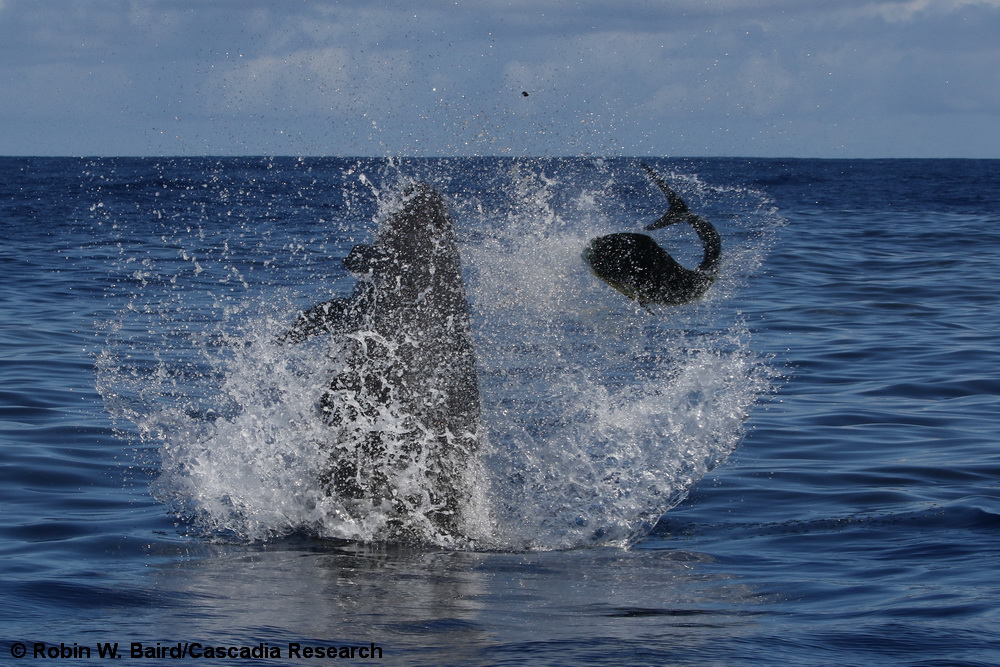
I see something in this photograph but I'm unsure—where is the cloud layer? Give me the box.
[2,0,998,157]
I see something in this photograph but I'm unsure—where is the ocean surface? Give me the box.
[2,156,998,665]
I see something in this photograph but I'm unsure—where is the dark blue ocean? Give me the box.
[2,157,998,665]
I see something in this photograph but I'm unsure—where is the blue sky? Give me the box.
[2,0,998,158]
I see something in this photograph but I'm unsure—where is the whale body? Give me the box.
[583,231,715,306]
[584,164,721,307]
[280,184,481,542]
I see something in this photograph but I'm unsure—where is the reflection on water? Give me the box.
[133,539,762,665]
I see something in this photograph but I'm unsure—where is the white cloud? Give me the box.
[202,47,353,115]
[1,0,999,156]
[860,0,1000,22]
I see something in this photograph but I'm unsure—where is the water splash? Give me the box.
[96,158,779,550]
[465,162,776,548]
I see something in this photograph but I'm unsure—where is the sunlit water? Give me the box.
[2,157,998,665]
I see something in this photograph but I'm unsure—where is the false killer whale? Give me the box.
[279,183,481,541]
[583,164,721,307]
